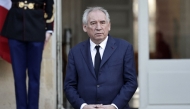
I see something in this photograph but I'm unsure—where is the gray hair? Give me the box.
[82,6,110,25]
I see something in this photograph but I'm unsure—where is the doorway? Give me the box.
[61,0,139,108]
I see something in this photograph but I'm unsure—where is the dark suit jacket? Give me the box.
[1,0,54,41]
[64,36,138,109]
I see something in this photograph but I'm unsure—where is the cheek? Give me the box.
[104,28,110,32]
[89,28,95,33]
[104,25,110,31]
[87,27,94,31]
[87,29,95,36]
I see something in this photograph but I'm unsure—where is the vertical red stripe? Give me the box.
[0,6,11,63]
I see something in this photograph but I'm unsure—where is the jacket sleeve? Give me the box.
[44,0,54,31]
[112,44,138,109]
[64,49,86,109]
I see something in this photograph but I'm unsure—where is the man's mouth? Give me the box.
[95,33,103,35]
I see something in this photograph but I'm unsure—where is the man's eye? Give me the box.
[101,21,106,24]
[90,22,96,25]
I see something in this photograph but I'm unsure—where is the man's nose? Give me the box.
[95,23,102,30]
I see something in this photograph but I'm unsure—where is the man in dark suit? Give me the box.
[64,6,138,109]
[1,0,54,109]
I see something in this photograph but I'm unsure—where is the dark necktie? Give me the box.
[94,45,101,78]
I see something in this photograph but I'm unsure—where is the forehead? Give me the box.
[87,10,107,22]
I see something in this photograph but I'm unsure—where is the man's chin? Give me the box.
[95,37,104,41]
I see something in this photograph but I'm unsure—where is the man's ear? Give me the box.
[108,22,111,31]
[83,25,87,32]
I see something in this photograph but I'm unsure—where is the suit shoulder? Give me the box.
[112,37,132,47]
[70,40,88,51]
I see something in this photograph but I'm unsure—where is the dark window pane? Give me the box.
[149,0,190,59]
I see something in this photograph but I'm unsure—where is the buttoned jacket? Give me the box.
[1,0,54,41]
[64,36,138,109]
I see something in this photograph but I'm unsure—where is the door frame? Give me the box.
[55,0,64,109]
[138,0,149,108]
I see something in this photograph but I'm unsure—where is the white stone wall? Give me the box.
[0,61,15,109]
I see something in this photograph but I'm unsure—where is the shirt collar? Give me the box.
[90,36,108,50]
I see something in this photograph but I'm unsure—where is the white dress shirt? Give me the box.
[90,36,108,66]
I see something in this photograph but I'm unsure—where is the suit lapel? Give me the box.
[100,36,117,68]
[80,37,117,78]
[80,39,97,79]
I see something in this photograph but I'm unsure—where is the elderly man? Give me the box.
[64,6,137,109]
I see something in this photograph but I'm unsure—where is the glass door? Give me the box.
[139,0,190,109]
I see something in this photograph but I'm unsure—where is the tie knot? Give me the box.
[95,45,100,51]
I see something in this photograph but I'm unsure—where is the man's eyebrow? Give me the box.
[100,20,106,22]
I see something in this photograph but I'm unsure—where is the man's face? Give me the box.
[83,10,111,44]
